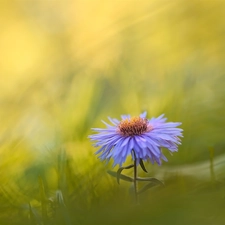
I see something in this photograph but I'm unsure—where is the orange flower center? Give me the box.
[118,116,152,136]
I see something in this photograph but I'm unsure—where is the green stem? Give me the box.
[132,150,139,205]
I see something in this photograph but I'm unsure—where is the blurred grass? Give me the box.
[1,0,225,224]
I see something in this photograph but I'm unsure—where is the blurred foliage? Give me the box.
[1,0,225,224]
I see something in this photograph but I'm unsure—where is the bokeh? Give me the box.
[1,0,225,224]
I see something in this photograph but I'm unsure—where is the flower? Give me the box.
[89,112,183,167]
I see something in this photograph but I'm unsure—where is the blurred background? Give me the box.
[1,0,225,224]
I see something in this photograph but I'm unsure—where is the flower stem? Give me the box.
[132,150,139,205]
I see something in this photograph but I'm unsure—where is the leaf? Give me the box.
[38,176,47,223]
[29,203,35,223]
[136,177,164,185]
[116,164,134,184]
[116,168,123,184]
[107,170,134,183]
[137,178,164,194]
[139,159,148,173]
[29,203,42,225]
[56,190,65,205]
[138,183,158,194]
[55,190,72,225]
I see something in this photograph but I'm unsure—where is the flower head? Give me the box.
[89,112,183,167]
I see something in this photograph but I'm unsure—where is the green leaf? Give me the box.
[136,177,164,185]
[29,203,35,223]
[29,203,42,225]
[137,178,164,194]
[139,159,148,173]
[116,168,123,184]
[116,164,134,184]
[55,190,72,225]
[107,170,134,183]
[38,176,47,223]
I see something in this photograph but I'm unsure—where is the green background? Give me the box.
[0,0,225,224]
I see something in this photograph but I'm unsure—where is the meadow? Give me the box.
[1,1,225,224]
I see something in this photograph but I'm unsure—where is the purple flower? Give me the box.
[89,112,183,167]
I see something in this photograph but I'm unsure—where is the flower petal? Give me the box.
[89,112,183,167]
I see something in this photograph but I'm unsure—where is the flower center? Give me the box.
[118,116,151,136]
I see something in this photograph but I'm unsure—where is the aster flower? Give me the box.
[89,112,183,167]
[89,111,183,204]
